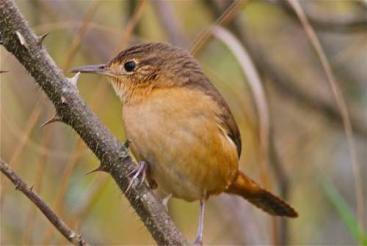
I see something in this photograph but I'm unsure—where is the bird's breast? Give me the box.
[122,87,238,201]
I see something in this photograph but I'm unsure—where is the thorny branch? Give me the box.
[0,0,186,245]
[0,160,88,246]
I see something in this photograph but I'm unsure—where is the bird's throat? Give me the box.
[110,79,154,105]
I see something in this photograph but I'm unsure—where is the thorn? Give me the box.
[29,185,34,191]
[40,114,62,128]
[85,165,105,175]
[69,232,76,239]
[61,96,67,104]
[15,31,28,49]
[37,32,48,46]
[162,194,172,210]
[68,72,80,87]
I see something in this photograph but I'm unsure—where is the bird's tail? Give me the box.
[225,171,298,217]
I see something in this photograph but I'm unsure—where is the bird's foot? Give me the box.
[126,161,147,193]
[193,236,203,246]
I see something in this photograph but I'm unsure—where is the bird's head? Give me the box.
[72,42,201,103]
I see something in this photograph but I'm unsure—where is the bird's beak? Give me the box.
[71,64,111,76]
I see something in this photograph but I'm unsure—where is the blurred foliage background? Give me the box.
[1,0,367,245]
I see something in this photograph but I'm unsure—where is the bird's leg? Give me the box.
[126,160,148,193]
[145,163,157,189]
[194,198,206,245]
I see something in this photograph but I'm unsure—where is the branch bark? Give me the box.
[0,0,186,245]
[0,159,88,246]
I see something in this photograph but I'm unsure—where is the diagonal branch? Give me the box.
[0,159,88,246]
[0,0,186,245]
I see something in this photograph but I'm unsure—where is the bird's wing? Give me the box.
[218,103,242,157]
[177,51,242,157]
[186,77,242,157]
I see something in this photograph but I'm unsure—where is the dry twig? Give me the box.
[212,26,270,164]
[0,159,88,246]
[191,0,247,55]
[117,0,146,51]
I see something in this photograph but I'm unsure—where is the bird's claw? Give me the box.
[126,161,147,193]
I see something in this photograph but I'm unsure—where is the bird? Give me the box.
[72,42,298,244]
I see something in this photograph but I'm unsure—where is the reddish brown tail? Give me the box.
[226,171,298,217]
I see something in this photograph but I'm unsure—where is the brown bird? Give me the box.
[72,42,297,244]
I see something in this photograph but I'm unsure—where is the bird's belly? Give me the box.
[123,102,238,201]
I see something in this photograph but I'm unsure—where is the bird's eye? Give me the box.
[123,60,136,72]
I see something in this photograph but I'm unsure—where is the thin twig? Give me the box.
[212,26,270,164]
[42,140,85,244]
[0,159,88,246]
[287,0,365,231]
[22,127,52,244]
[117,0,146,51]
[211,25,272,192]
[126,0,142,37]
[191,0,248,55]
[0,0,186,244]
